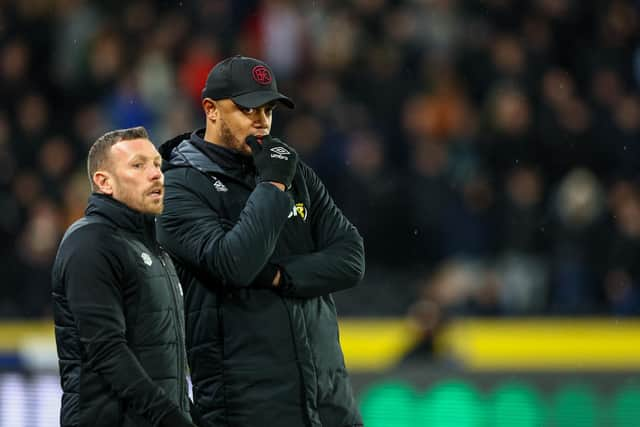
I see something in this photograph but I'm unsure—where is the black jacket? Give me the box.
[51,194,193,427]
[156,130,365,427]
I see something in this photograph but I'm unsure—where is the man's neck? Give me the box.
[203,126,220,146]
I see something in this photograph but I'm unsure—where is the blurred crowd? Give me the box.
[2,0,640,320]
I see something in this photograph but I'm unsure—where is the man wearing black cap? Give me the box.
[156,55,365,427]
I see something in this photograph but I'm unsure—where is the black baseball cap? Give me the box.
[201,55,295,109]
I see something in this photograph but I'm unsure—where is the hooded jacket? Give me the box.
[156,130,365,427]
[52,194,193,427]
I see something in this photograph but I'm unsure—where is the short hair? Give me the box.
[87,126,150,191]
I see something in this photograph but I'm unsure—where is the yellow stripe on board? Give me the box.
[3,318,640,372]
[0,319,421,372]
[0,321,54,351]
[439,318,640,371]
[338,318,420,371]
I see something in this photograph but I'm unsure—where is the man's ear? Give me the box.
[202,98,219,122]
[93,170,114,195]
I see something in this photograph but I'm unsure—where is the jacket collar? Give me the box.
[85,193,157,242]
[159,129,257,186]
[190,129,254,171]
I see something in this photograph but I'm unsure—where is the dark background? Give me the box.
[2,0,640,327]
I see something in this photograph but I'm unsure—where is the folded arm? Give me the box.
[157,169,293,287]
[276,165,365,298]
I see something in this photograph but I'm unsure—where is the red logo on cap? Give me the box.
[252,66,272,85]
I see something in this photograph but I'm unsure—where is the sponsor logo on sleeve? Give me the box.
[288,202,308,221]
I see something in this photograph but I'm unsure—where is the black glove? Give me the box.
[246,135,298,189]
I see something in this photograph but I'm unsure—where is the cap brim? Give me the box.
[232,91,295,109]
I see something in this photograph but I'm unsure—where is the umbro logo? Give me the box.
[213,178,228,192]
[270,147,290,155]
[270,146,290,160]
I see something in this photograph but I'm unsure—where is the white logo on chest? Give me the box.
[213,178,228,192]
[141,252,153,266]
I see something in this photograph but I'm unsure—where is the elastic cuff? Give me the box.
[276,267,294,295]
[251,263,279,288]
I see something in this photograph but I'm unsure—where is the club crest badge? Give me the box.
[288,202,308,221]
[295,203,307,221]
[141,252,153,266]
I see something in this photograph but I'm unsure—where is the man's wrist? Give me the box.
[252,263,279,289]
[272,269,281,287]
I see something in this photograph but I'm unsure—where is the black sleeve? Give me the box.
[275,164,365,298]
[157,168,293,287]
[61,227,191,426]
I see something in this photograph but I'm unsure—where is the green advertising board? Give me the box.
[354,370,640,427]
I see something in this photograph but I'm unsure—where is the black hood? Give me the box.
[157,131,217,173]
[158,132,191,165]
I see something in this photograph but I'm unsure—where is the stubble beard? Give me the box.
[219,118,250,156]
[134,193,163,215]
[113,180,163,215]
[144,197,163,215]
